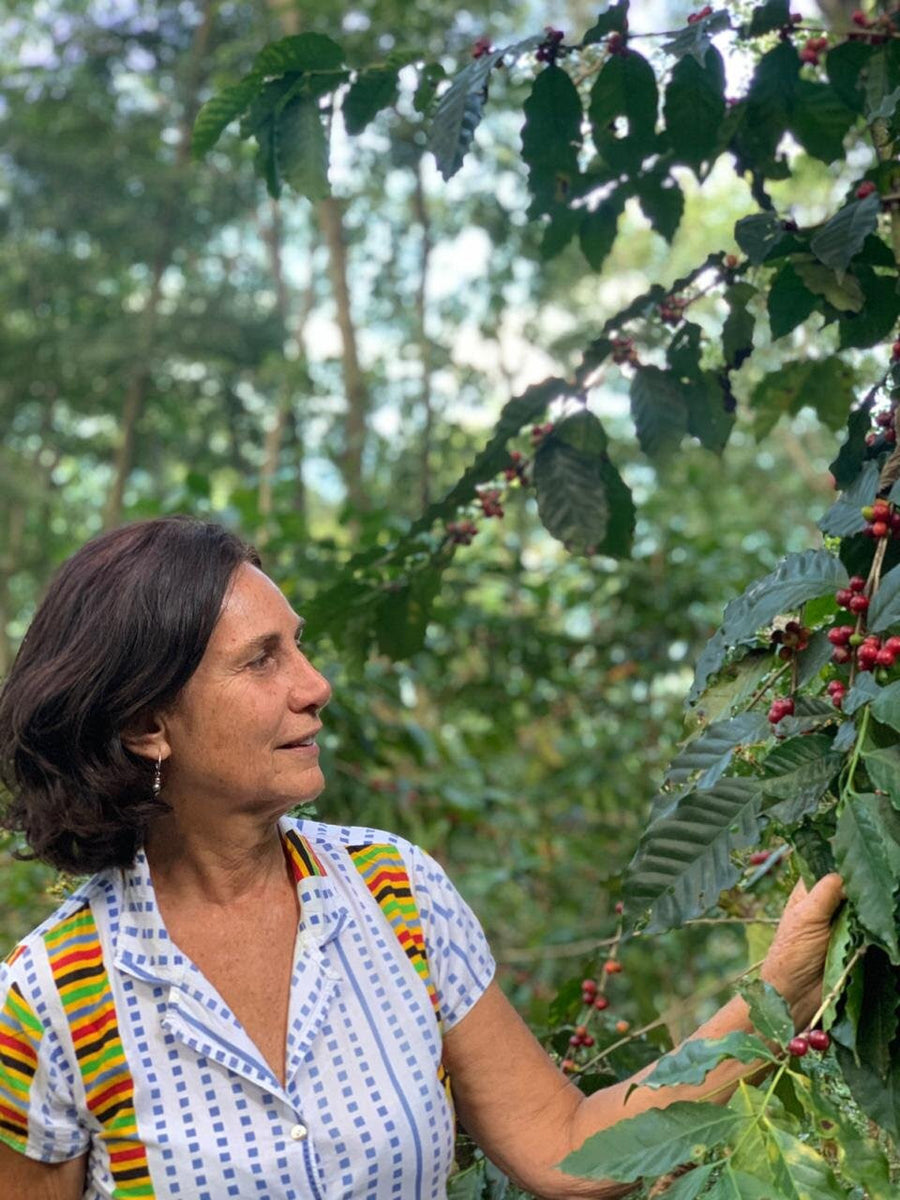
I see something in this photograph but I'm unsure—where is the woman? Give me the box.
[0,517,843,1200]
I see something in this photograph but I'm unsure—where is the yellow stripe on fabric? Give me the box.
[44,905,155,1198]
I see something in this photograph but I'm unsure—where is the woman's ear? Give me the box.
[120,713,170,763]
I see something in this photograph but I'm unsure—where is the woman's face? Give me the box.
[159,563,332,821]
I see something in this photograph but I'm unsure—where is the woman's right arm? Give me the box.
[0,1142,87,1200]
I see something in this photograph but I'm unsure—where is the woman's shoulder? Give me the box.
[1,873,110,992]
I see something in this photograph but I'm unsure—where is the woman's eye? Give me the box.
[249,651,273,669]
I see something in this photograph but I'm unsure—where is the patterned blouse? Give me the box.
[0,816,496,1199]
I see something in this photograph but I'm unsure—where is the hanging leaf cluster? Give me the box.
[193,5,900,674]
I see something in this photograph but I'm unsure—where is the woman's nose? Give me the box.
[290,651,332,712]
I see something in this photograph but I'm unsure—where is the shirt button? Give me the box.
[289,1123,308,1142]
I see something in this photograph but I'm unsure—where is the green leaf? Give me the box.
[760,734,842,825]
[767,263,817,339]
[559,1102,744,1182]
[868,564,900,633]
[722,282,756,367]
[796,627,837,689]
[705,1169,791,1200]
[428,38,540,181]
[253,33,345,76]
[821,904,854,1031]
[750,358,857,441]
[667,321,703,382]
[722,549,847,649]
[192,74,265,158]
[793,258,864,313]
[343,67,398,134]
[833,794,900,960]
[533,410,634,558]
[689,650,772,726]
[626,778,762,932]
[413,62,446,115]
[663,48,726,169]
[254,115,281,199]
[836,1039,900,1141]
[817,460,878,538]
[745,0,790,36]
[666,713,770,792]
[540,205,581,260]
[827,40,875,114]
[684,373,735,455]
[870,679,900,731]
[639,1033,774,1090]
[578,193,625,271]
[810,193,881,274]
[638,171,684,243]
[734,213,789,266]
[589,51,658,163]
[630,366,689,458]
[767,1124,844,1200]
[738,41,800,166]
[839,268,900,350]
[835,949,900,1137]
[830,403,874,489]
[688,551,848,704]
[652,1165,717,1200]
[521,63,584,214]
[863,742,900,807]
[582,1,629,44]
[740,979,794,1045]
[373,567,442,659]
[864,45,900,120]
[789,79,857,165]
[843,671,881,716]
[276,94,329,200]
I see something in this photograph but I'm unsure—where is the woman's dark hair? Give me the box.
[0,517,260,873]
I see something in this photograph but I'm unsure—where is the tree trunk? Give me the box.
[411,157,434,511]
[257,201,315,541]
[316,195,370,513]
[103,0,214,528]
[265,0,371,519]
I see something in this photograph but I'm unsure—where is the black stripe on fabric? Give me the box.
[75,1024,119,1061]
[93,1097,131,1124]
[286,831,321,876]
[0,1050,35,1078]
[114,1165,153,1182]
[56,963,105,988]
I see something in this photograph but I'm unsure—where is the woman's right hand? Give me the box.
[759,872,845,1032]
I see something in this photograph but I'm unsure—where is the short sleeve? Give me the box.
[407,846,496,1032]
[0,945,90,1163]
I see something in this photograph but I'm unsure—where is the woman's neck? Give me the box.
[143,811,294,908]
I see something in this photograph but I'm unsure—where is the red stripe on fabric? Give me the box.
[365,867,409,890]
[51,946,102,972]
[71,1007,117,1045]
[89,1076,132,1110]
[0,1100,26,1124]
[109,1145,147,1164]
[0,1032,38,1062]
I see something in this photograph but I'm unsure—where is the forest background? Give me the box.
[2,0,890,1192]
